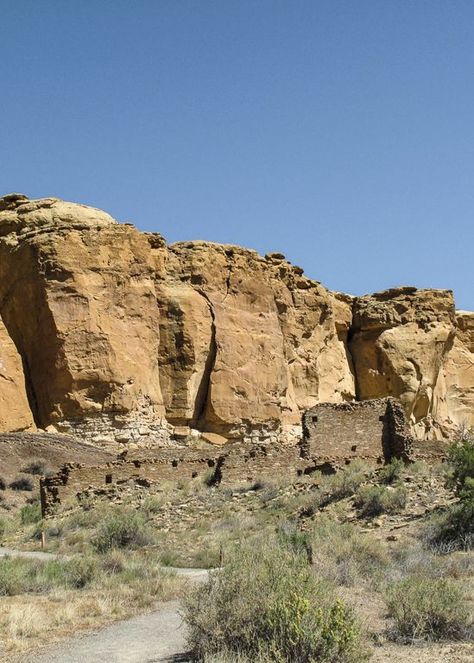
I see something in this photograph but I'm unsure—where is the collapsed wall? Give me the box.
[0,193,472,445]
[40,397,414,515]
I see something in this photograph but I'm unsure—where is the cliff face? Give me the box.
[0,194,472,445]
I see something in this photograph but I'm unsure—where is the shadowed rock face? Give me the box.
[0,194,471,444]
[0,316,35,432]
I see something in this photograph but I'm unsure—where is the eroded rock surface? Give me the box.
[0,316,35,431]
[0,194,471,445]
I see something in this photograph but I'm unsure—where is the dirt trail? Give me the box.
[27,601,191,663]
[0,546,62,561]
[0,547,206,662]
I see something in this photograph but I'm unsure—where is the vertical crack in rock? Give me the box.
[191,289,217,430]
[222,254,233,304]
[20,354,41,427]
[346,301,360,401]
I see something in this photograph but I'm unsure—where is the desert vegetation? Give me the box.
[1,440,474,659]
[183,537,368,663]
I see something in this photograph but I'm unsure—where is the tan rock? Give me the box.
[0,195,166,428]
[0,316,35,431]
[436,311,474,431]
[201,431,228,446]
[0,195,472,444]
[350,288,456,438]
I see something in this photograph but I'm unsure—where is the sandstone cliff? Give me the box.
[0,193,471,445]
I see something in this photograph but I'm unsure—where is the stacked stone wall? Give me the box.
[40,449,223,515]
[40,397,414,515]
[301,398,413,467]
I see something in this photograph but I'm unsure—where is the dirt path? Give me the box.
[0,546,62,561]
[1,547,208,662]
[28,601,191,663]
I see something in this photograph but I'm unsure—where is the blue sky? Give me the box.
[1,1,472,310]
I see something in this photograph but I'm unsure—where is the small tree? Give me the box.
[447,435,474,500]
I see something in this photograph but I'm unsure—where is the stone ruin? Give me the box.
[301,398,414,470]
[40,397,415,516]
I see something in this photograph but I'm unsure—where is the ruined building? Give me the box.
[40,398,415,515]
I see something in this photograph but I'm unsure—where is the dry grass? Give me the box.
[1,460,473,660]
[0,551,185,656]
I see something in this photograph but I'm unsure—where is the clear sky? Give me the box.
[1,1,472,310]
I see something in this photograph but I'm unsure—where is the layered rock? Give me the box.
[0,193,472,445]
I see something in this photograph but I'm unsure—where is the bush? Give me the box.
[21,459,49,476]
[0,555,100,595]
[386,576,471,641]
[20,503,42,525]
[182,538,367,662]
[92,511,153,553]
[447,435,474,498]
[0,477,6,490]
[422,435,474,551]
[9,475,34,491]
[355,485,407,518]
[309,517,389,587]
[423,500,474,552]
[303,463,369,515]
[379,458,405,485]
[63,555,99,588]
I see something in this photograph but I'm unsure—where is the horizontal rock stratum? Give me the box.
[0,193,472,445]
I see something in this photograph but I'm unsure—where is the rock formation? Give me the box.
[0,193,472,445]
[0,315,35,431]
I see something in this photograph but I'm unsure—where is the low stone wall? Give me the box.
[218,442,305,486]
[40,449,223,515]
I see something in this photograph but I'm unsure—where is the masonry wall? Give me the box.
[301,398,412,467]
[41,397,414,515]
[40,449,223,515]
[218,442,304,486]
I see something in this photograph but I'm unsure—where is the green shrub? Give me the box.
[386,576,471,641]
[141,494,164,516]
[303,464,368,515]
[424,500,474,552]
[0,554,100,595]
[0,557,34,595]
[20,503,42,525]
[92,511,153,553]
[447,435,474,499]
[63,555,99,588]
[355,485,407,518]
[182,538,367,662]
[379,458,405,485]
[9,475,34,491]
[422,435,474,551]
